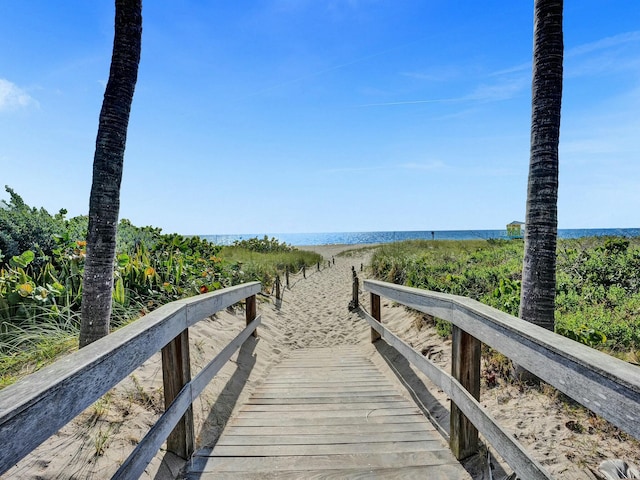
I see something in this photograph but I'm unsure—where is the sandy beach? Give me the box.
[5,244,639,479]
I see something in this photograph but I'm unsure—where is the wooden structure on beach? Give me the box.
[507,220,525,239]
[1,278,639,479]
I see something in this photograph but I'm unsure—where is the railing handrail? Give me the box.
[0,281,262,477]
[363,278,640,478]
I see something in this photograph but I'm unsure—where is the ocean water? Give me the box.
[200,228,640,246]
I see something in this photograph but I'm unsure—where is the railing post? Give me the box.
[275,275,281,300]
[370,293,381,342]
[317,261,320,272]
[161,330,194,459]
[352,275,359,309]
[285,267,290,289]
[303,265,306,278]
[246,294,257,337]
[450,325,481,459]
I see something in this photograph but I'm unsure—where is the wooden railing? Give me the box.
[0,281,262,479]
[362,279,640,480]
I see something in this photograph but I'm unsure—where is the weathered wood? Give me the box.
[363,279,640,441]
[245,293,257,337]
[241,401,407,411]
[352,276,360,308]
[186,465,469,480]
[182,348,470,479]
[253,386,400,395]
[180,282,261,329]
[371,292,381,342]
[360,308,552,479]
[450,325,480,460]
[0,281,261,476]
[113,315,261,480]
[229,414,426,427]
[210,440,446,457]
[161,328,194,459]
[188,451,463,473]
[216,431,434,446]
[252,386,402,395]
[218,423,431,435]
[238,407,421,417]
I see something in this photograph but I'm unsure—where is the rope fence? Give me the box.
[266,256,365,306]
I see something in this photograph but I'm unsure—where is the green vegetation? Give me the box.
[220,237,322,288]
[0,189,321,387]
[370,238,640,356]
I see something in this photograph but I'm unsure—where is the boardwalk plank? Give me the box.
[185,465,468,480]
[240,401,409,411]
[188,451,459,472]
[208,440,446,456]
[228,414,426,427]
[215,431,435,445]
[183,348,470,479]
[235,407,420,418]
[212,423,431,436]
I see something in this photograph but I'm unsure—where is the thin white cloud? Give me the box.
[401,66,461,82]
[401,161,445,171]
[0,79,38,112]
[358,97,461,107]
[358,76,527,107]
[489,61,531,77]
[320,165,388,174]
[567,31,640,57]
[467,76,529,102]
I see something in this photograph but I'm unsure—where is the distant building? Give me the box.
[507,221,525,239]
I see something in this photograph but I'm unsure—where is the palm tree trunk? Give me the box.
[519,0,563,333]
[80,0,142,348]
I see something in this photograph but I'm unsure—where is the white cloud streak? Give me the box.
[567,31,640,57]
[0,79,38,112]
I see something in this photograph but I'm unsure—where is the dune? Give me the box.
[6,244,638,479]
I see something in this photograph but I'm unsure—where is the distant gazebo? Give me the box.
[506,221,525,239]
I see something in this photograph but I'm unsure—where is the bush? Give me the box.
[0,186,67,268]
[370,237,640,352]
[232,235,295,253]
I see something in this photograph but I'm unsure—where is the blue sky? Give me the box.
[1,1,639,235]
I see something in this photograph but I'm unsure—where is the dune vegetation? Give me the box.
[0,188,321,387]
[370,237,640,360]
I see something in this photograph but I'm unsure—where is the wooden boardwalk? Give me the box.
[184,346,471,479]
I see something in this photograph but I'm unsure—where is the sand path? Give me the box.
[262,245,371,350]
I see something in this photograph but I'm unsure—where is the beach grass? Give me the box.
[370,237,640,357]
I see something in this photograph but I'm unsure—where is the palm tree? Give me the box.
[519,0,563,333]
[80,0,142,348]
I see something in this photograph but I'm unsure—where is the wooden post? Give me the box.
[161,330,194,459]
[275,275,281,300]
[317,261,320,272]
[302,266,306,278]
[246,294,257,337]
[285,267,290,288]
[352,276,359,309]
[450,325,481,459]
[370,293,381,342]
